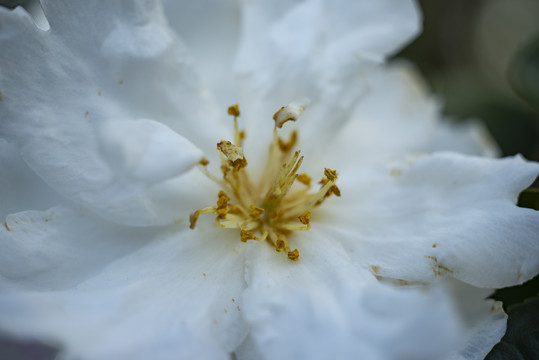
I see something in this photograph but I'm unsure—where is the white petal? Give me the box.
[236,0,420,92]
[430,118,500,158]
[0,139,62,220]
[236,1,421,162]
[162,0,241,111]
[240,238,463,360]
[331,153,539,288]
[443,281,507,360]
[0,207,248,360]
[98,119,203,184]
[0,206,149,291]
[0,1,226,225]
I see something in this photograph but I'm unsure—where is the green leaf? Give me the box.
[507,35,539,113]
[518,188,539,211]
[486,297,539,360]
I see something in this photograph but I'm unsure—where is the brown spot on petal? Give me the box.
[370,265,380,275]
[4,221,10,231]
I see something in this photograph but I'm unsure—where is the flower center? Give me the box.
[189,103,340,261]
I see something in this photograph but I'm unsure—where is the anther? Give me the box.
[189,210,201,229]
[287,249,300,261]
[227,104,241,117]
[240,230,256,243]
[199,158,209,166]
[324,168,338,181]
[296,174,311,186]
[298,211,311,225]
[217,140,247,169]
[273,98,310,129]
[249,205,265,219]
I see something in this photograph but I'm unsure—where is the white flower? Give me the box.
[0,1,538,360]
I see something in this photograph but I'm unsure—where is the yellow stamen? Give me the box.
[190,103,339,261]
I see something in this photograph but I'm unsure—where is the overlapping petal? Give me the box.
[0,1,227,226]
[0,205,248,360]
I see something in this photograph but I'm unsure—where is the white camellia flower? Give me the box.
[1,1,538,360]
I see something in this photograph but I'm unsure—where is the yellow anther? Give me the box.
[249,205,265,219]
[217,141,247,169]
[216,191,230,219]
[189,210,201,229]
[228,104,241,117]
[287,249,300,261]
[239,130,246,141]
[297,174,311,186]
[324,168,338,181]
[328,184,341,197]
[218,190,230,203]
[275,237,286,252]
[298,211,311,225]
[199,158,209,166]
[240,230,256,243]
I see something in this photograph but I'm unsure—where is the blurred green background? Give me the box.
[399,0,539,161]
[1,0,538,359]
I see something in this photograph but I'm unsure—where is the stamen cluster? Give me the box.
[189,104,340,261]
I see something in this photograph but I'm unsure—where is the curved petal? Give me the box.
[0,206,248,360]
[236,1,421,163]
[236,0,420,96]
[330,153,539,288]
[0,1,227,225]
